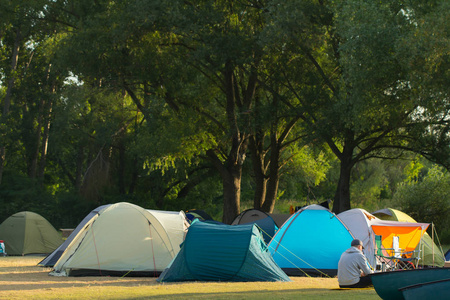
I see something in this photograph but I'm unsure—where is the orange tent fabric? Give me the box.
[372,224,429,257]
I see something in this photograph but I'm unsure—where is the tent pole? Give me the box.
[432,222,434,267]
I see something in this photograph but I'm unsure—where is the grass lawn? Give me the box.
[0,256,380,299]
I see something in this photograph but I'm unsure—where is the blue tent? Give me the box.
[445,249,450,261]
[157,220,290,282]
[268,204,354,276]
[231,209,278,244]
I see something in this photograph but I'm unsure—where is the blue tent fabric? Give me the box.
[268,204,354,276]
[157,220,290,282]
[445,249,450,261]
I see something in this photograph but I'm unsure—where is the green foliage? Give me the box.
[349,155,423,212]
[279,145,332,200]
[1,0,450,226]
[53,190,96,228]
[393,165,450,243]
[0,170,57,224]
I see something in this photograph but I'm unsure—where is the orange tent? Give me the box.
[372,223,429,257]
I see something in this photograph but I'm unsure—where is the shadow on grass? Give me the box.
[0,270,159,291]
[137,288,379,300]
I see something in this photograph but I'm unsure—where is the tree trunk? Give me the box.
[0,27,21,184]
[206,149,243,224]
[249,136,267,210]
[210,61,248,224]
[38,96,53,182]
[38,69,55,182]
[222,166,241,224]
[128,157,139,194]
[29,109,41,179]
[261,134,280,213]
[118,140,126,194]
[333,146,354,214]
[75,144,84,190]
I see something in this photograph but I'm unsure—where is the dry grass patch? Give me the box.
[0,256,379,299]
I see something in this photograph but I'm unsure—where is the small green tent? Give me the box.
[157,220,290,282]
[0,211,62,255]
[372,208,445,267]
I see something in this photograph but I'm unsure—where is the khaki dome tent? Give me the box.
[0,211,63,255]
[50,202,189,276]
[372,208,445,267]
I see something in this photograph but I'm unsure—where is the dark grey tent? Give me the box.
[232,209,278,244]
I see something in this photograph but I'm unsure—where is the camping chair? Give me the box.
[374,235,419,271]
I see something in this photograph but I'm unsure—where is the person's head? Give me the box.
[351,239,364,250]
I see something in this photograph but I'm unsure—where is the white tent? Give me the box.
[39,204,111,267]
[337,209,429,269]
[50,202,188,276]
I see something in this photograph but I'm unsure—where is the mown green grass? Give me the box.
[0,256,380,299]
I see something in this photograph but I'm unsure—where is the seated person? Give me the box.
[338,239,373,288]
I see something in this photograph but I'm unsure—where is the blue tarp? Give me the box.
[268,204,354,276]
[157,220,290,282]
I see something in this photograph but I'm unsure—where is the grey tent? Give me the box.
[232,209,278,243]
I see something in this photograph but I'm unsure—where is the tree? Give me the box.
[0,0,68,184]
[268,0,450,213]
[44,0,224,212]
[158,1,328,218]
[50,0,276,222]
[394,164,450,243]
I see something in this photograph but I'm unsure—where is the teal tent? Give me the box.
[268,204,354,276]
[157,220,290,282]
